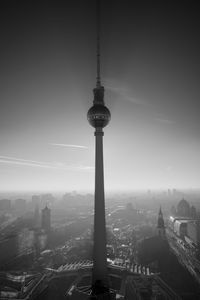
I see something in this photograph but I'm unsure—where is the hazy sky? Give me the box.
[0,0,200,191]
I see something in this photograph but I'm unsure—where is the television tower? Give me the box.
[87,0,111,295]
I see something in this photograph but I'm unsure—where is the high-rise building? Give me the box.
[32,195,40,205]
[41,206,51,232]
[34,203,40,229]
[32,195,41,211]
[14,198,26,215]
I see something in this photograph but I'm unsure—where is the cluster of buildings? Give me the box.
[169,199,200,250]
[0,198,51,269]
[0,198,27,216]
[0,201,52,298]
[0,194,55,216]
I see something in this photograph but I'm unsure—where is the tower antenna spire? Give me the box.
[96,0,101,87]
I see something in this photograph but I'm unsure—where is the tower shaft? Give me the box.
[92,127,108,287]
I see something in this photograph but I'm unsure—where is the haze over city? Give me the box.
[0,0,200,191]
[1,1,200,299]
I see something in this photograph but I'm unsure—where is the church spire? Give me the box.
[157,206,165,238]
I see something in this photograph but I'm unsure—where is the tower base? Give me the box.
[91,280,111,298]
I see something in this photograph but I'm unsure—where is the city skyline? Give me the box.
[0,0,200,191]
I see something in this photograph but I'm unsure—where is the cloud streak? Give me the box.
[105,78,147,105]
[50,143,88,149]
[0,155,93,172]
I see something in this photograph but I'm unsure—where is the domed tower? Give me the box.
[177,198,190,217]
[157,207,165,238]
[87,0,111,296]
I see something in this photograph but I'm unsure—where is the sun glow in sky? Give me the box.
[0,1,200,191]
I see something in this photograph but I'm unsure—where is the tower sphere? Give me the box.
[87,104,111,128]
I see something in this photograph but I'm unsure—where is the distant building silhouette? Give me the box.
[34,203,40,229]
[32,195,40,206]
[14,198,26,215]
[170,205,176,216]
[41,206,51,232]
[41,193,55,207]
[177,198,190,217]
